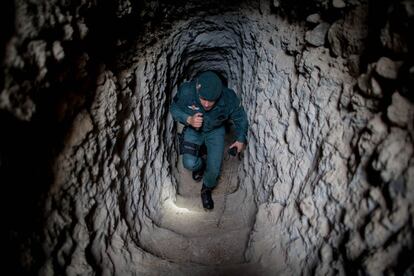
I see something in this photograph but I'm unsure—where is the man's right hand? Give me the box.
[187,113,203,128]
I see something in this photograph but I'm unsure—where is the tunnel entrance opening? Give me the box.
[134,15,262,268]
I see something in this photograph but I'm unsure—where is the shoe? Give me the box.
[192,160,205,182]
[201,184,214,210]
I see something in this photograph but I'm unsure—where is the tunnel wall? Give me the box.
[1,0,413,275]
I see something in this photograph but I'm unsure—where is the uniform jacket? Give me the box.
[170,80,248,143]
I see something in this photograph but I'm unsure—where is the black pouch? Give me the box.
[180,140,201,156]
[178,127,201,156]
[178,131,184,152]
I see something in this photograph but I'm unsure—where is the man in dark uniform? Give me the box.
[170,71,248,210]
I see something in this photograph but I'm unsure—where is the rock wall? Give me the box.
[1,0,413,275]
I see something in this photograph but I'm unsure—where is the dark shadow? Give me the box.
[0,0,14,66]
[1,110,51,275]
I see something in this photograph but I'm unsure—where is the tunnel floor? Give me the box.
[154,130,257,267]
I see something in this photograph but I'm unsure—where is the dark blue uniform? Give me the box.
[170,80,248,188]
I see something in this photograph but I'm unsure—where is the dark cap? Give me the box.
[197,71,223,101]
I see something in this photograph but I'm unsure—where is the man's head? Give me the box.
[196,71,222,110]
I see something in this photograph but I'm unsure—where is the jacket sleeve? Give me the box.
[170,83,193,125]
[227,90,248,143]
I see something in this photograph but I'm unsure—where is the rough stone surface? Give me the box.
[306,13,321,24]
[372,128,413,183]
[305,22,330,46]
[333,0,346,8]
[328,5,368,57]
[376,56,402,80]
[1,0,413,275]
[387,92,414,128]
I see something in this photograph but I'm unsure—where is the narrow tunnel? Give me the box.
[1,0,414,275]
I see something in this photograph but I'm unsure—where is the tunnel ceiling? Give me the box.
[1,0,414,275]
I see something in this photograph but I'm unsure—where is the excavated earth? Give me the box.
[1,0,414,275]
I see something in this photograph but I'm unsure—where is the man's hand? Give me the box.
[229,141,246,153]
[187,113,203,128]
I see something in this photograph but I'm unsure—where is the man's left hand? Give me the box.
[229,141,246,153]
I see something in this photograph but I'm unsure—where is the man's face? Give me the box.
[199,97,216,111]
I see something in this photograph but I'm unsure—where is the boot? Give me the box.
[192,160,205,182]
[201,184,214,210]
